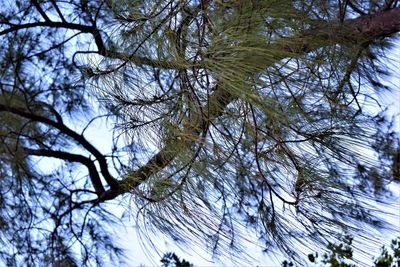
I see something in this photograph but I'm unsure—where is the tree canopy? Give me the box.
[161,236,400,267]
[1,0,400,265]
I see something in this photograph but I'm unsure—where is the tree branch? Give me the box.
[49,0,66,22]
[118,7,400,194]
[0,21,195,70]
[3,7,400,203]
[0,21,94,37]
[0,103,119,190]
[22,147,105,195]
[31,0,51,22]
[277,8,400,55]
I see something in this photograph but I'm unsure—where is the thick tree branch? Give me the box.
[0,21,193,70]
[0,21,95,37]
[348,7,400,37]
[278,8,400,54]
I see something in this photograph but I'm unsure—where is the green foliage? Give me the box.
[305,235,356,267]
[158,238,400,267]
[321,235,355,267]
[282,236,400,267]
[160,252,193,267]
[373,238,400,267]
[0,0,400,265]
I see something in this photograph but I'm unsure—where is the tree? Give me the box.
[1,0,400,265]
[285,236,400,267]
[160,252,192,267]
[160,236,400,267]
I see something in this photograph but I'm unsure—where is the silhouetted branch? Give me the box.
[0,103,119,190]
[22,147,105,195]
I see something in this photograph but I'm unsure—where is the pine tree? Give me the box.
[1,0,400,265]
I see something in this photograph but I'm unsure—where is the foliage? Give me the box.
[158,237,400,267]
[303,235,356,267]
[282,236,400,267]
[373,238,400,267]
[160,252,192,267]
[0,0,400,265]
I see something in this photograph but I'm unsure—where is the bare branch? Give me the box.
[22,147,105,195]
[31,0,51,22]
[0,103,119,190]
